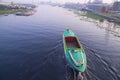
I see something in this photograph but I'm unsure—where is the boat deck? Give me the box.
[65,37,80,48]
[66,42,79,48]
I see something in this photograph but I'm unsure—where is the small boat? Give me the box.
[63,29,87,72]
[15,11,35,16]
[15,12,23,16]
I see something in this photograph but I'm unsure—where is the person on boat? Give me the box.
[73,69,84,80]
[78,72,84,80]
[67,65,84,80]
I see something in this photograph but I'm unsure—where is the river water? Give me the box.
[0,5,120,80]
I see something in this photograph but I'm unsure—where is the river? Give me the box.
[0,5,120,80]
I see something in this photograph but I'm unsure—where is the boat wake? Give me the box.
[82,42,120,80]
[65,41,120,80]
[29,40,66,80]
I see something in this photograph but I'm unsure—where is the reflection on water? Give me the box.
[97,21,120,37]
[77,12,120,37]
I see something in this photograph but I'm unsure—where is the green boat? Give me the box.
[63,29,87,72]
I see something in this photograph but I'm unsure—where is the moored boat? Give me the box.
[63,29,87,72]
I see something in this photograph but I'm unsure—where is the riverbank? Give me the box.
[0,9,21,14]
[72,10,104,20]
[72,9,120,24]
[0,2,36,15]
[72,10,120,37]
[80,12,105,21]
[0,9,13,14]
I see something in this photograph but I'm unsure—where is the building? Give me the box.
[112,1,120,11]
[87,3,104,12]
[101,6,109,13]
[86,0,107,12]
[92,0,103,4]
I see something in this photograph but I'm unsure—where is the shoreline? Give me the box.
[0,2,36,15]
[71,9,120,25]
[0,9,20,15]
[71,9,120,37]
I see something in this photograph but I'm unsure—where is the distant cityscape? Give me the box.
[0,1,36,16]
[63,0,120,22]
[39,0,120,23]
[0,0,120,20]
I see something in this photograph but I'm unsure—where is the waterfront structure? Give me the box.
[85,0,109,13]
[86,3,108,13]
[101,6,109,13]
[112,1,120,11]
[64,3,83,10]
[92,0,103,4]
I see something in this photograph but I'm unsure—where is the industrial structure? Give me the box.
[92,0,103,4]
[112,1,120,11]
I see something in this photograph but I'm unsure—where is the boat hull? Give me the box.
[63,29,87,72]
